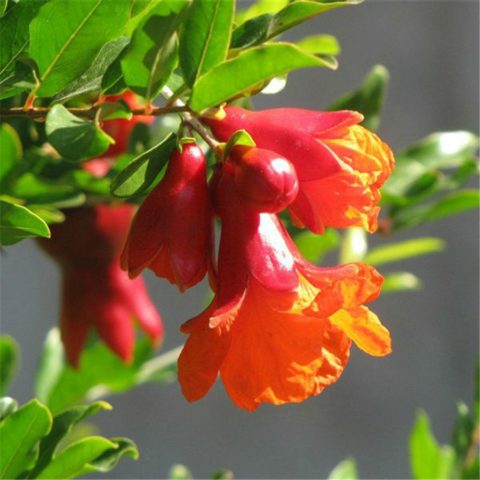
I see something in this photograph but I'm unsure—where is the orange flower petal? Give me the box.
[219,284,344,411]
[328,306,391,357]
[178,309,231,402]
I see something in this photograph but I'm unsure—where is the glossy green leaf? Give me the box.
[170,464,193,480]
[398,131,478,169]
[381,272,422,293]
[0,336,19,395]
[121,9,181,100]
[272,0,361,37]
[223,129,256,158]
[0,199,50,245]
[53,36,130,103]
[29,0,131,97]
[410,411,455,479]
[0,59,36,100]
[36,436,116,479]
[294,228,339,263]
[364,237,445,266]
[28,206,65,225]
[189,43,336,112]
[79,437,138,474]
[179,0,234,87]
[46,105,113,161]
[297,34,340,56]
[236,0,288,24]
[327,457,358,479]
[111,133,176,198]
[0,0,7,17]
[37,330,155,414]
[0,399,52,479]
[0,397,18,421]
[392,190,480,231]
[233,0,359,48]
[29,401,111,478]
[328,65,389,131]
[0,0,45,81]
[0,123,21,191]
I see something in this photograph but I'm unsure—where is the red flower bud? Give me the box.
[229,146,299,213]
[121,142,213,292]
[37,204,163,366]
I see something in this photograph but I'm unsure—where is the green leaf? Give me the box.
[53,36,130,103]
[392,190,480,231]
[0,397,18,421]
[294,228,339,263]
[189,42,336,112]
[29,0,131,97]
[0,399,52,479]
[170,464,193,480]
[121,9,181,101]
[223,129,256,158]
[79,437,138,474]
[328,457,358,480]
[0,336,19,395]
[0,123,22,187]
[232,0,359,49]
[409,410,455,480]
[398,131,479,169]
[0,199,50,246]
[37,332,155,414]
[211,470,234,480]
[451,402,474,477]
[297,34,341,56]
[381,272,422,293]
[272,0,361,37]
[29,401,112,478]
[46,104,113,161]
[0,59,36,100]
[0,0,45,81]
[28,205,65,225]
[111,133,176,198]
[179,0,235,87]
[364,237,445,266]
[0,0,7,17]
[36,436,117,479]
[339,227,367,263]
[236,0,288,24]
[328,64,389,131]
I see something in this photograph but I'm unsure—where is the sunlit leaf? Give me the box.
[364,237,445,266]
[0,397,18,421]
[30,0,131,97]
[381,272,422,293]
[296,34,341,56]
[179,0,234,87]
[328,457,358,479]
[0,199,50,246]
[0,123,22,187]
[409,410,455,480]
[190,43,336,112]
[170,464,193,480]
[0,400,52,479]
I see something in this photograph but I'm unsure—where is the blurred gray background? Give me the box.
[1,1,478,478]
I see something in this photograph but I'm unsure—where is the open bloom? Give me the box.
[121,142,213,292]
[205,107,394,233]
[38,204,163,366]
[178,165,391,411]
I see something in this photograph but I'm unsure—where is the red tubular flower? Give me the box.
[229,145,299,213]
[121,142,213,292]
[178,165,391,411]
[38,204,163,367]
[100,91,153,158]
[205,106,394,234]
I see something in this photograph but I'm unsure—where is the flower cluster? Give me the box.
[122,106,394,410]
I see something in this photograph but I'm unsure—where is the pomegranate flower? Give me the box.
[205,106,394,234]
[178,165,391,411]
[121,142,213,292]
[38,204,163,366]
